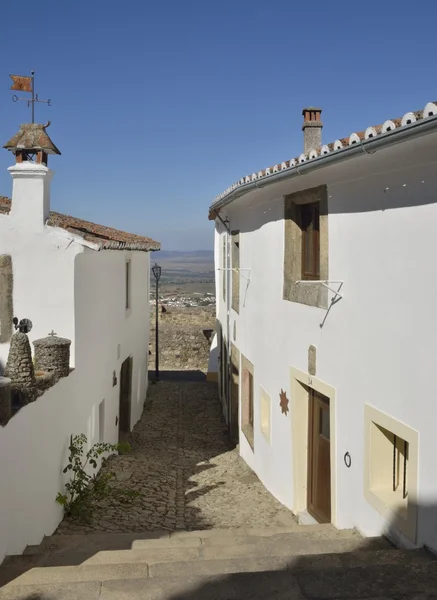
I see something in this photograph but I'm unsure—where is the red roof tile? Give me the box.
[0,197,160,251]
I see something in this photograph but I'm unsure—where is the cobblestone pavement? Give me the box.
[56,381,296,535]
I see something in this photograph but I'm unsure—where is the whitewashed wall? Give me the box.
[0,248,151,563]
[215,130,437,551]
[0,219,81,371]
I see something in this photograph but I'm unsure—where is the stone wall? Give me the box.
[0,255,13,344]
[149,306,215,372]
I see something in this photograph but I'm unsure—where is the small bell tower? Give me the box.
[3,121,61,166]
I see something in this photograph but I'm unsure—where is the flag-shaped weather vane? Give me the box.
[10,70,51,123]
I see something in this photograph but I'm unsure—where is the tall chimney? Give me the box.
[302,107,323,154]
[3,122,61,232]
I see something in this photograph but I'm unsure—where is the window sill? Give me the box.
[283,281,328,309]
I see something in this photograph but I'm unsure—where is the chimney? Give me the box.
[3,122,61,231]
[302,107,323,154]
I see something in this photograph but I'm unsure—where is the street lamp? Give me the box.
[151,263,161,382]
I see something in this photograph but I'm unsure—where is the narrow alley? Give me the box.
[57,380,297,535]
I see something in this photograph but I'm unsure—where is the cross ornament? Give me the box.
[48,330,57,337]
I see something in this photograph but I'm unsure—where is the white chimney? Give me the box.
[8,162,53,231]
[3,122,61,232]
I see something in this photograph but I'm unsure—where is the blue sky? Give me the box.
[1,0,435,250]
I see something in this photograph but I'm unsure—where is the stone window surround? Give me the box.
[364,404,418,543]
[241,353,254,451]
[283,185,329,309]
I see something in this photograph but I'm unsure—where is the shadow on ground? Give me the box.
[0,378,294,587]
[5,534,437,600]
[153,370,207,382]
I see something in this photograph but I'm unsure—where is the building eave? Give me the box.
[208,104,437,220]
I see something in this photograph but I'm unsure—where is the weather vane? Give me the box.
[10,70,51,123]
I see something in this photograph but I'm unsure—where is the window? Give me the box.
[231,231,240,313]
[364,404,418,543]
[241,354,254,450]
[125,260,131,310]
[300,202,320,280]
[283,185,328,308]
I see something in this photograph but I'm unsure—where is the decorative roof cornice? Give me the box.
[209,102,437,216]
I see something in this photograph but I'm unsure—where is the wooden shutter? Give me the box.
[301,203,320,280]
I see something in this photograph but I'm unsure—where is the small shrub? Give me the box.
[56,433,139,522]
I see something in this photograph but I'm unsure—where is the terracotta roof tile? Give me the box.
[0,198,159,251]
[3,122,61,155]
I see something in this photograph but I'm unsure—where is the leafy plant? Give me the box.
[56,433,139,522]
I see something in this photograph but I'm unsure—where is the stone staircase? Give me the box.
[1,524,436,599]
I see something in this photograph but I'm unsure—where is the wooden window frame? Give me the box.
[300,202,320,280]
[231,231,240,313]
[125,259,131,310]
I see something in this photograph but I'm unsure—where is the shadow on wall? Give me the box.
[0,359,4,376]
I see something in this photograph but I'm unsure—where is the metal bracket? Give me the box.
[218,268,251,282]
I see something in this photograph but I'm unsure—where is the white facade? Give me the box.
[213,119,437,551]
[0,160,154,563]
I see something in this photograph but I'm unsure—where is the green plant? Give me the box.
[56,433,139,522]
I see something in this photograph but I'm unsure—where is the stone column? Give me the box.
[5,332,37,405]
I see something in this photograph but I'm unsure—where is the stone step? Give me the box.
[2,550,436,600]
[2,525,352,587]
[83,534,387,566]
[5,540,410,588]
[18,523,355,558]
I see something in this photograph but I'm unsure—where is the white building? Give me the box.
[0,122,159,563]
[210,101,437,551]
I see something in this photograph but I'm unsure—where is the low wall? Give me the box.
[149,307,215,372]
[0,356,148,564]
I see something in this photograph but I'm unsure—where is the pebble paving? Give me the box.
[56,381,296,534]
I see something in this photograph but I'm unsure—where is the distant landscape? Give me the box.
[150,250,215,306]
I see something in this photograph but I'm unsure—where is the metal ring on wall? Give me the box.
[344,452,351,468]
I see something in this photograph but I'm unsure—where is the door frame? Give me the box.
[307,388,331,523]
[290,366,337,526]
[119,356,133,441]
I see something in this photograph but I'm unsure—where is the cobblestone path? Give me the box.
[56,381,296,535]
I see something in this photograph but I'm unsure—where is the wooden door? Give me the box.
[119,356,133,442]
[307,389,331,523]
[230,359,239,446]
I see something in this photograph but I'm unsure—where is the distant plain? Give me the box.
[150,250,215,295]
